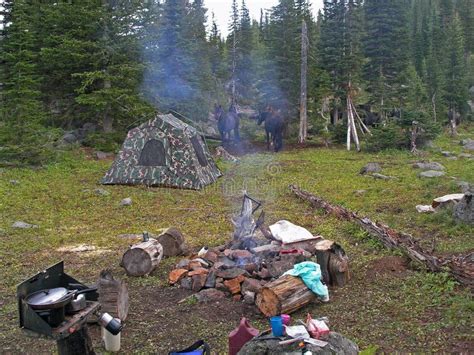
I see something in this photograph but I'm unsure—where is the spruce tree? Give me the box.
[0,0,56,165]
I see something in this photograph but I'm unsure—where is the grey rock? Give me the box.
[459,153,473,159]
[453,193,474,225]
[12,221,38,229]
[180,277,193,290]
[370,173,394,180]
[95,188,110,196]
[413,162,445,171]
[204,271,216,288]
[460,138,474,151]
[241,278,263,294]
[215,268,248,279]
[9,180,20,185]
[62,132,78,144]
[196,288,225,303]
[457,181,473,193]
[238,332,359,355]
[95,151,114,160]
[419,170,446,178]
[120,197,132,206]
[354,189,367,196]
[243,291,255,304]
[176,259,191,269]
[359,162,381,175]
[447,156,458,161]
[441,151,453,157]
[267,259,297,278]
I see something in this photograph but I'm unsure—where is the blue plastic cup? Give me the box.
[270,316,284,337]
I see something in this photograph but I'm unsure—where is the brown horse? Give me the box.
[213,104,240,142]
[257,106,284,152]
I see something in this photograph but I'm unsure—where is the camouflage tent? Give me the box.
[101,113,221,189]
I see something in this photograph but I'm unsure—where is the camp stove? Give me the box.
[16,261,120,354]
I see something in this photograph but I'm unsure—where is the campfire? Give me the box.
[169,193,350,315]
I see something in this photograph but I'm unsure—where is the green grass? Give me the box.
[0,125,472,353]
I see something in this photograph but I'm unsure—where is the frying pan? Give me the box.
[25,286,97,310]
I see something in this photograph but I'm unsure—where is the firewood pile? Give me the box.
[168,193,349,315]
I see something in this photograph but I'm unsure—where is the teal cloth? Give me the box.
[283,261,329,300]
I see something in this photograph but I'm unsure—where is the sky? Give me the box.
[205,0,323,37]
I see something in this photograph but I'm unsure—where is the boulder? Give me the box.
[459,153,473,159]
[441,151,453,157]
[204,271,217,288]
[243,291,256,304]
[62,132,78,144]
[359,162,381,175]
[267,259,296,278]
[457,181,473,193]
[412,162,445,171]
[224,275,245,294]
[238,332,358,355]
[453,193,474,225]
[419,170,446,178]
[10,180,20,185]
[241,278,263,294]
[192,274,207,292]
[460,138,474,151]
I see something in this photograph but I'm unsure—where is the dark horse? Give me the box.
[257,106,284,152]
[213,104,240,142]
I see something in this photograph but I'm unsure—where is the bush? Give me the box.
[82,132,126,152]
[365,123,407,152]
[329,123,347,144]
[0,122,61,167]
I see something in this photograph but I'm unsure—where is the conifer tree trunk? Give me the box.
[299,20,308,144]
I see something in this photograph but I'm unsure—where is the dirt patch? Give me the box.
[366,256,409,279]
[89,285,262,353]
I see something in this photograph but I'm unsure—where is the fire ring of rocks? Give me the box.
[169,194,350,315]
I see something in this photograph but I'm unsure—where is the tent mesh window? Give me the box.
[138,139,166,166]
[190,136,208,167]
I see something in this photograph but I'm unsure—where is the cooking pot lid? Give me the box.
[27,287,69,306]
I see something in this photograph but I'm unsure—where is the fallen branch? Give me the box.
[289,185,474,289]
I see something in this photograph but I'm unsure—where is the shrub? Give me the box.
[0,122,61,167]
[82,131,126,152]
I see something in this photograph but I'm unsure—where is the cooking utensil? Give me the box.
[26,286,98,310]
[66,294,86,313]
[26,287,74,310]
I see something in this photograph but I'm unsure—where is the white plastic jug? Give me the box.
[103,319,121,352]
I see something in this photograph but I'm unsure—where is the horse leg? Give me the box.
[266,131,270,150]
[234,119,240,142]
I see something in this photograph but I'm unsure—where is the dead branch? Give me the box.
[289,185,474,289]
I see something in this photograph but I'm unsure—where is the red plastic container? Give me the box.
[228,317,259,355]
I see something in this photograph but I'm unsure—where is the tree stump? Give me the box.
[157,227,186,257]
[315,240,349,287]
[120,238,163,276]
[98,270,129,321]
[56,327,95,355]
[255,275,316,317]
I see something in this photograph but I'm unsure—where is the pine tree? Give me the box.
[0,0,57,165]
[444,13,468,116]
[363,0,410,112]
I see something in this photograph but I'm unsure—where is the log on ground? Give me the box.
[120,238,163,276]
[289,184,474,289]
[255,275,316,317]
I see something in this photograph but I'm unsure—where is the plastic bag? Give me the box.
[306,314,330,339]
[269,220,317,244]
[283,261,329,301]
